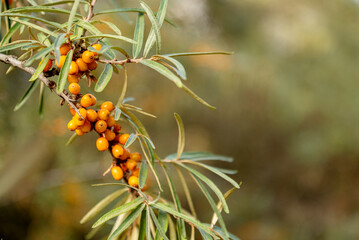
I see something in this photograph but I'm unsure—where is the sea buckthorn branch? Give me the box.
[98,58,143,66]
[0,52,82,117]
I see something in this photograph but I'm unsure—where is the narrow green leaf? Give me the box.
[0,41,38,52]
[138,160,148,189]
[132,13,145,58]
[37,33,51,46]
[176,163,229,214]
[114,107,122,121]
[53,33,67,63]
[10,18,57,37]
[75,34,136,44]
[182,84,216,110]
[167,216,177,240]
[140,59,182,88]
[198,229,213,240]
[116,67,127,106]
[25,46,53,67]
[66,132,78,146]
[90,20,122,35]
[208,225,241,240]
[141,1,162,56]
[108,204,145,240]
[0,13,65,30]
[93,197,144,228]
[146,206,152,240]
[14,80,39,111]
[143,0,167,57]
[67,0,80,33]
[152,55,186,80]
[94,64,113,92]
[0,22,21,46]
[174,113,185,160]
[41,0,89,6]
[211,187,238,228]
[2,6,79,15]
[166,151,233,162]
[57,50,73,92]
[153,209,169,240]
[184,161,239,188]
[80,188,128,224]
[29,54,50,82]
[191,175,229,240]
[151,202,217,238]
[164,51,234,57]
[138,208,147,240]
[124,133,137,149]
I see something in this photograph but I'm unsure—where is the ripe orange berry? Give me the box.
[75,108,87,120]
[126,159,137,171]
[68,82,80,95]
[119,133,130,145]
[130,152,142,162]
[81,94,96,108]
[114,124,121,133]
[86,109,98,122]
[69,106,76,116]
[76,128,85,136]
[104,129,116,141]
[106,116,116,128]
[95,120,107,133]
[92,44,102,56]
[132,168,140,177]
[60,43,71,55]
[82,50,95,64]
[55,55,66,68]
[73,117,85,126]
[112,144,124,158]
[67,119,77,131]
[101,101,114,112]
[87,61,98,70]
[119,148,130,160]
[80,120,92,133]
[76,58,88,72]
[128,176,139,187]
[67,74,79,83]
[40,59,53,72]
[97,109,110,121]
[111,166,123,181]
[69,61,79,75]
[96,137,109,151]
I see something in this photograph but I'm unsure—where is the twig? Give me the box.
[85,0,97,22]
[98,58,143,66]
[0,53,82,117]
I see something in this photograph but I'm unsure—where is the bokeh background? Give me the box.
[1,0,359,239]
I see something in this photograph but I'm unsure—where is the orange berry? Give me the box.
[114,124,121,133]
[111,166,123,181]
[76,58,88,72]
[119,148,130,160]
[81,94,96,108]
[97,109,110,120]
[130,152,142,162]
[68,82,80,95]
[82,50,95,64]
[73,117,85,126]
[101,101,114,112]
[92,43,102,56]
[104,129,116,141]
[75,108,87,120]
[69,61,79,75]
[112,144,124,158]
[80,120,92,133]
[119,133,130,145]
[95,120,107,133]
[120,163,128,172]
[67,74,79,83]
[69,106,76,116]
[87,61,98,70]
[128,176,139,187]
[67,119,77,131]
[132,168,140,177]
[40,59,52,72]
[60,43,71,55]
[86,109,98,122]
[106,116,116,128]
[55,55,66,68]
[96,137,109,151]
[76,128,85,136]
[126,159,137,171]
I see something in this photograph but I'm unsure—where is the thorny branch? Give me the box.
[0,53,83,118]
[98,58,143,66]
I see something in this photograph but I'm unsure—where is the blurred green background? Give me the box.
[2,0,359,239]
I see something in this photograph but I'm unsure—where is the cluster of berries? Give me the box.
[43,42,143,187]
